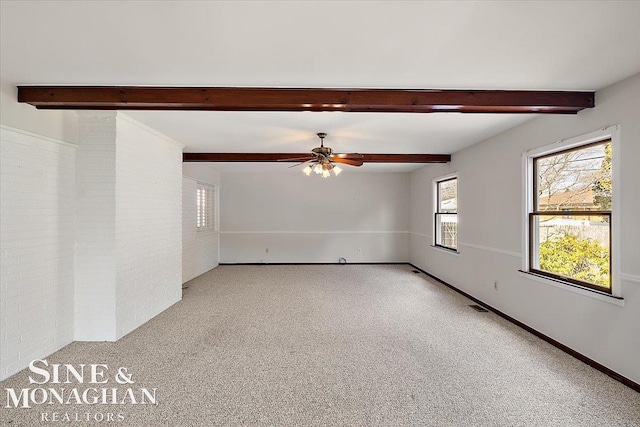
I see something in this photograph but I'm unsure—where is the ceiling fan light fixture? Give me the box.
[295,133,362,177]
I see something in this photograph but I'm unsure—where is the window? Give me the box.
[525,127,618,294]
[196,183,216,231]
[434,176,458,251]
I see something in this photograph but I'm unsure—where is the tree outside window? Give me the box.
[531,140,612,291]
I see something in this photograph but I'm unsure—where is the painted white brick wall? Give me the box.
[0,126,76,380]
[115,115,183,338]
[75,113,117,341]
[75,112,184,341]
[182,177,219,283]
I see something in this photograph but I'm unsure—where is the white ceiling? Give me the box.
[2,1,639,173]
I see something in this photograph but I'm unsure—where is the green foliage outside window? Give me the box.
[593,143,612,212]
[538,234,610,288]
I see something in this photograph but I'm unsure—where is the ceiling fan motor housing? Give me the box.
[312,132,332,157]
[312,146,333,156]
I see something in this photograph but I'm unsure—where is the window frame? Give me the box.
[196,182,218,232]
[522,125,620,297]
[433,173,459,252]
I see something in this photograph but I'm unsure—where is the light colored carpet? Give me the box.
[1,264,639,426]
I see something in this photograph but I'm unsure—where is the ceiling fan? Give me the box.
[282,133,364,177]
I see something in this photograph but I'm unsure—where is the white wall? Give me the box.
[1,102,185,378]
[1,82,77,144]
[409,73,640,383]
[0,82,78,381]
[220,172,409,263]
[75,112,184,341]
[182,164,221,283]
[74,113,118,340]
[115,115,184,338]
[0,126,76,380]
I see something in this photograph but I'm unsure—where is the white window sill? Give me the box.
[519,271,624,307]
[431,245,460,256]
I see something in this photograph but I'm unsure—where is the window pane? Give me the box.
[196,184,216,231]
[196,188,202,228]
[438,179,457,213]
[436,213,457,249]
[536,141,611,212]
[532,214,610,289]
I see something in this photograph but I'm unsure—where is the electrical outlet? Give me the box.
[357,247,361,252]
[266,248,269,253]
[493,281,499,290]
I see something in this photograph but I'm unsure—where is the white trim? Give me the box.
[220,230,409,235]
[408,232,521,259]
[433,171,459,248]
[610,125,621,297]
[214,184,220,233]
[433,170,459,182]
[0,124,77,148]
[183,175,218,188]
[521,150,532,271]
[196,230,220,236]
[519,272,624,307]
[217,213,221,266]
[522,124,621,297]
[116,112,186,149]
[430,245,460,256]
[619,273,640,284]
[408,231,431,239]
[458,242,521,258]
[196,182,218,232]
[523,125,619,158]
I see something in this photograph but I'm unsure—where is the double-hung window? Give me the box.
[525,126,618,295]
[434,176,458,251]
[196,183,217,231]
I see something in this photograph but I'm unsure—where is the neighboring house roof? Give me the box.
[539,188,598,209]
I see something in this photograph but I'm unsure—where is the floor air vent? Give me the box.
[412,270,421,274]
[469,304,489,312]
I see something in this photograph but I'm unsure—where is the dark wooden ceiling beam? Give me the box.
[360,154,450,163]
[182,153,451,163]
[18,86,594,114]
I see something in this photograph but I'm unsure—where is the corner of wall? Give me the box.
[1,81,78,143]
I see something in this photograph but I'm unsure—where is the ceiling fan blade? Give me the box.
[332,157,364,167]
[277,155,315,162]
[333,153,364,160]
[288,159,315,168]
